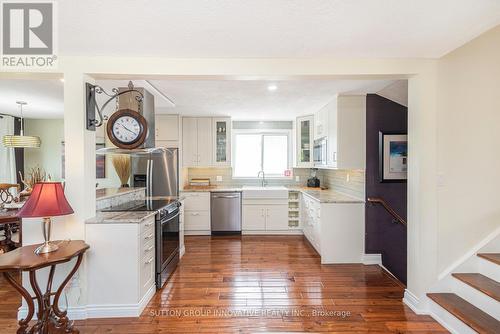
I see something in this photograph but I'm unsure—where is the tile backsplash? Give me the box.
[185,167,365,199]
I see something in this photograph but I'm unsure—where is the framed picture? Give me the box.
[379,132,407,182]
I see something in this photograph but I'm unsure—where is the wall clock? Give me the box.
[106,109,148,149]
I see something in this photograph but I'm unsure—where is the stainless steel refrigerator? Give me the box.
[130,148,178,197]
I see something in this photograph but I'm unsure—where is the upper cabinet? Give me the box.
[213,118,231,166]
[313,108,328,140]
[182,117,213,167]
[296,115,314,168]
[310,95,366,170]
[333,95,365,169]
[181,117,232,168]
[155,114,179,148]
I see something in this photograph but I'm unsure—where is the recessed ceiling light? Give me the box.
[267,84,277,91]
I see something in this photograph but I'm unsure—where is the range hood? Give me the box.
[96,86,157,156]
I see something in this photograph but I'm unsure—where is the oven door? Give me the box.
[313,138,327,166]
[156,207,180,289]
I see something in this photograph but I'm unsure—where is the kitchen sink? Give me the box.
[242,186,288,199]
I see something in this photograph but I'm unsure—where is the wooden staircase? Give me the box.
[427,253,500,334]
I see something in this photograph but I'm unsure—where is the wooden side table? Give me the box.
[0,240,89,334]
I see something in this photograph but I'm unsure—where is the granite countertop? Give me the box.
[86,211,156,224]
[181,184,363,203]
[96,187,146,200]
[181,185,243,192]
[298,189,364,203]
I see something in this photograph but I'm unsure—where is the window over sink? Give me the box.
[233,130,291,178]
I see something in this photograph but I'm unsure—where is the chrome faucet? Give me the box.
[257,170,267,187]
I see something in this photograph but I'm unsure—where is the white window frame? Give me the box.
[232,129,293,179]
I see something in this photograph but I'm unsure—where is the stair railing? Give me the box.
[367,197,407,226]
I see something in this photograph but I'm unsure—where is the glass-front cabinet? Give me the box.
[296,115,314,167]
[212,118,231,166]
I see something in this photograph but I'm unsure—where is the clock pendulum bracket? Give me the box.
[86,80,144,131]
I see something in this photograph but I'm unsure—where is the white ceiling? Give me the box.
[0,80,63,119]
[146,79,396,120]
[59,0,500,58]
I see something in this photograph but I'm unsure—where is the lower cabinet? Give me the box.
[301,193,364,264]
[242,199,288,232]
[264,205,289,230]
[85,216,157,317]
[182,192,211,235]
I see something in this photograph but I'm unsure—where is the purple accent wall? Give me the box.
[365,94,408,284]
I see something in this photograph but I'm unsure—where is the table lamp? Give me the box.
[17,182,74,255]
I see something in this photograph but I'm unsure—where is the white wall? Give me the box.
[436,25,500,273]
[24,118,64,181]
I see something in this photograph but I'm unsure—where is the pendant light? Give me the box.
[2,101,41,148]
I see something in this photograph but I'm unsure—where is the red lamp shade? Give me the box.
[17,182,74,218]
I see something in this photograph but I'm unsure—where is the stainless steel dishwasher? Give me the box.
[211,192,241,234]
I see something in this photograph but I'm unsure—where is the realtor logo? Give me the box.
[1,1,57,69]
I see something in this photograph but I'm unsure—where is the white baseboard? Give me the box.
[184,230,211,235]
[180,245,186,257]
[362,253,382,265]
[18,305,88,321]
[403,289,425,315]
[18,285,157,320]
[241,230,303,235]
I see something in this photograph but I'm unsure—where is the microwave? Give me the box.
[313,137,327,166]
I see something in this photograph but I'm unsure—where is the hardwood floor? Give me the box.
[0,236,447,333]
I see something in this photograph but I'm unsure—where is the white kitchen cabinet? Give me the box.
[312,95,365,169]
[197,118,213,166]
[314,107,328,140]
[300,193,364,263]
[182,117,213,167]
[213,118,231,166]
[242,199,290,233]
[85,216,156,317]
[335,95,366,169]
[264,205,289,230]
[182,117,198,166]
[242,205,266,230]
[182,192,211,235]
[156,114,179,148]
[296,115,314,167]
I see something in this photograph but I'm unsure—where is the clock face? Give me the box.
[112,116,141,144]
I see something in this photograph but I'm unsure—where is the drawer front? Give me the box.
[142,237,155,259]
[140,217,155,236]
[140,229,155,250]
[183,192,210,211]
[184,211,210,230]
[140,254,155,296]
